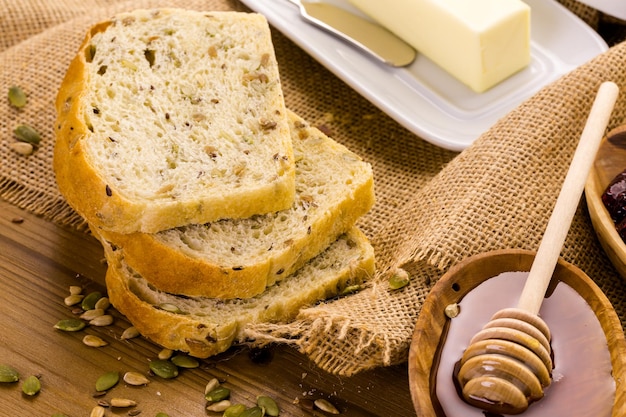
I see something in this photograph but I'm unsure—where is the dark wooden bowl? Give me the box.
[408,249,626,417]
[585,125,626,280]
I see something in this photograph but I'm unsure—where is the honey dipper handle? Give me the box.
[517,81,619,315]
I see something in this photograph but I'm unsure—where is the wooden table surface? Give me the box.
[0,199,415,416]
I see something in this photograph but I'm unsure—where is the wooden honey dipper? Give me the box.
[455,81,619,415]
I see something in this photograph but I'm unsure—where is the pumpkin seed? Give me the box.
[240,406,264,417]
[83,335,108,347]
[90,405,105,417]
[123,371,150,386]
[205,385,230,402]
[149,359,178,379]
[171,354,199,369]
[388,268,410,290]
[9,141,33,155]
[13,124,40,145]
[121,326,140,340]
[257,395,279,416]
[8,86,27,108]
[156,413,170,417]
[82,291,103,311]
[90,315,113,327]
[314,399,340,414]
[54,318,86,332]
[110,398,137,408]
[206,399,231,412]
[0,364,19,383]
[95,371,119,392]
[22,375,41,396]
[223,404,247,417]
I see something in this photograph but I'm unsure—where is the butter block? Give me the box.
[349,0,531,93]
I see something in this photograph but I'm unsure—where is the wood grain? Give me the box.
[585,126,626,280]
[0,199,414,416]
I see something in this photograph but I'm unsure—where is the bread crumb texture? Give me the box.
[82,9,293,203]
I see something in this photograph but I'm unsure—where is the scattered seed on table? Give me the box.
[206,399,231,412]
[121,326,140,340]
[223,404,246,417]
[94,297,110,310]
[80,308,104,321]
[64,294,84,306]
[89,314,113,327]
[69,286,82,295]
[54,318,86,332]
[123,372,150,386]
[204,377,220,395]
[149,360,178,379]
[157,348,173,360]
[110,398,137,408]
[239,406,264,417]
[314,398,340,414]
[95,371,119,392]
[171,354,199,369]
[81,291,103,311]
[21,375,41,396]
[90,405,105,417]
[257,395,280,416]
[0,364,19,383]
[205,385,230,402]
[83,335,108,348]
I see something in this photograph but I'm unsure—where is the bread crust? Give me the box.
[54,10,295,234]
[97,111,375,298]
[104,228,375,358]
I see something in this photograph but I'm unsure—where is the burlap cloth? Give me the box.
[3,0,626,376]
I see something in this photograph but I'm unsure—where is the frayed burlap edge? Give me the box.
[244,41,626,376]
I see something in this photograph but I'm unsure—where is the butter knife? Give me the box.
[285,0,416,67]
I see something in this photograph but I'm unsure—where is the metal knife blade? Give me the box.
[286,0,416,67]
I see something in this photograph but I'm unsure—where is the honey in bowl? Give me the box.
[408,250,626,417]
[438,271,614,416]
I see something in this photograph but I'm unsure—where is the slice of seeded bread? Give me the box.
[96,110,375,298]
[54,9,295,234]
[103,227,375,358]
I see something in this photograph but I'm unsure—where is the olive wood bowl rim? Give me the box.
[585,130,626,280]
[408,248,626,417]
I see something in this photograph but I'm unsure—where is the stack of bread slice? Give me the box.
[53,8,375,358]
